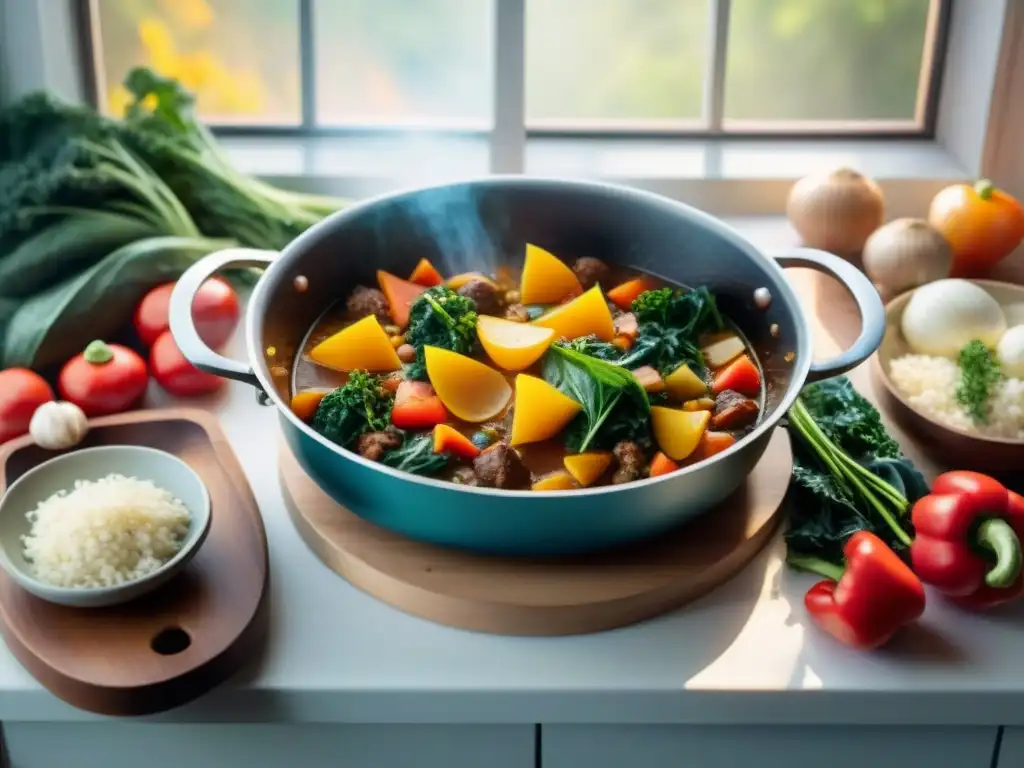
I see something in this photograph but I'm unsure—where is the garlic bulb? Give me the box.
[862,218,953,294]
[30,401,89,450]
[786,167,885,256]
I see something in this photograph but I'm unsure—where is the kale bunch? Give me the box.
[404,286,478,379]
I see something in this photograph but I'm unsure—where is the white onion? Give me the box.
[786,168,885,256]
[862,218,952,294]
[901,279,1006,357]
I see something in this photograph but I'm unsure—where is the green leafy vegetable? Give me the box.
[381,433,450,475]
[542,340,650,452]
[0,67,349,368]
[632,286,723,336]
[956,339,1002,424]
[785,376,926,569]
[313,371,394,448]
[404,286,478,380]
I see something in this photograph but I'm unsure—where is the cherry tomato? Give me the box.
[0,368,55,443]
[59,341,148,417]
[150,330,225,397]
[134,277,240,349]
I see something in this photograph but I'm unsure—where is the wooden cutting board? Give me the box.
[0,409,269,716]
[280,428,791,636]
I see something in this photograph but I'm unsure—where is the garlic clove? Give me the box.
[862,218,953,295]
[29,401,89,451]
[786,167,885,257]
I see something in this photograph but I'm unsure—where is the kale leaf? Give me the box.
[797,376,901,461]
[404,286,478,380]
[632,286,723,337]
[381,433,450,475]
[542,340,650,452]
[312,370,394,448]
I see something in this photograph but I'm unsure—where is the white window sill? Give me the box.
[222,135,969,218]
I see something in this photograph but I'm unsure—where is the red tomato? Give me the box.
[59,341,148,417]
[0,369,55,443]
[150,331,225,397]
[134,277,240,349]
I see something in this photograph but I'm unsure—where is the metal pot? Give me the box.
[170,178,884,556]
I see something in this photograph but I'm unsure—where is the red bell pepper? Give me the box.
[391,380,448,429]
[910,472,1024,608]
[789,531,926,650]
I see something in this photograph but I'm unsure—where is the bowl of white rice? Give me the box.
[0,445,211,608]
[873,279,1024,471]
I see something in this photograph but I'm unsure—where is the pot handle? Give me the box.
[771,247,885,382]
[169,248,276,394]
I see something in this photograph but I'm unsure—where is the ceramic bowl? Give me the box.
[872,279,1024,472]
[0,445,211,608]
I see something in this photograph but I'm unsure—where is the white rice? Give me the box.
[889,354,1024,439]
[21,473,191,589]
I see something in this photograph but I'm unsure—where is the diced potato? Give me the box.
[664,363,708,401]
[447,272,499,290]
[477,315,556,371]
[651,406,711,461]
[563,452,613,487]
[682,397,716,412]
[532,286,616,341]
[532,470,577,492]
[520,244,582,304]
[424,346,512,423]
[377,270,427,328]
[701,333,746,369]
[509,374,582,445]
[309,315,403,372]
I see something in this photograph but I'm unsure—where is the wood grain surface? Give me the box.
[279,428,791,636]
[0,409,269,716]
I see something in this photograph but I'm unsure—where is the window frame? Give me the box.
[0,0,1020,221]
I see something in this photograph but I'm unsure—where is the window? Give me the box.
[88,0,947,137]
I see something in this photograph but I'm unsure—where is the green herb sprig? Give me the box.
[956,339,1002,424]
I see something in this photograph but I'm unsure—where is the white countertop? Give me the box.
[2,219,1024,726]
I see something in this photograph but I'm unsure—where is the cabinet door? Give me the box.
[3,723,535,768]
[543,725,997,768]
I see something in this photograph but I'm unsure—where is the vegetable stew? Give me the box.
[290,245,765,491]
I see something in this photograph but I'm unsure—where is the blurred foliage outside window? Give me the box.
[96,0,939,129]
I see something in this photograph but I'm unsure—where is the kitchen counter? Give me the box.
[2,219,1023,767]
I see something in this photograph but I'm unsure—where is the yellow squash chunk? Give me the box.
[477,315,556,371]
[309,315,402,372]
[520,243,582,304]
[651,406,711,461]
[532,286,615,341]
[532,470,577,492]
[447,272,498,291]
[701,333,745,369]
[664,363,708,401]
[682,397,716,412]
[563,452,613,487]
[424,346,512,423]
[509,374,582,446]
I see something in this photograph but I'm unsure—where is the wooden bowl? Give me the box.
[872,279,1024,472]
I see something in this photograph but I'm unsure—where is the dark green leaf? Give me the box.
[313,371,394,448]
[0,235,230,369]
[381,433,450,475]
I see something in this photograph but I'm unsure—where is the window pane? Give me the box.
[724,0,935,125]
[314,0,494,126]
[95,0,300,124]
[526,0,709,126]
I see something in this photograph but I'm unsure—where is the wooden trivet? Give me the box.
[0,409,269,716]
[281,429,791,636]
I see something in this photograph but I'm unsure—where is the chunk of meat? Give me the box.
[458,279,502,315]
[711,389,760,430]
[356,429,402,461]
[572,257,611,290]
[451,466,480,487]
[504,303,530,323]
[612,440,644,484]
[346,285,391,323]
[473,443,531,489]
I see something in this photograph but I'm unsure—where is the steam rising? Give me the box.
[395,184,504,277]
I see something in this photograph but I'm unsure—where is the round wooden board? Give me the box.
[281,428,791,636]
[0,409,270,716]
